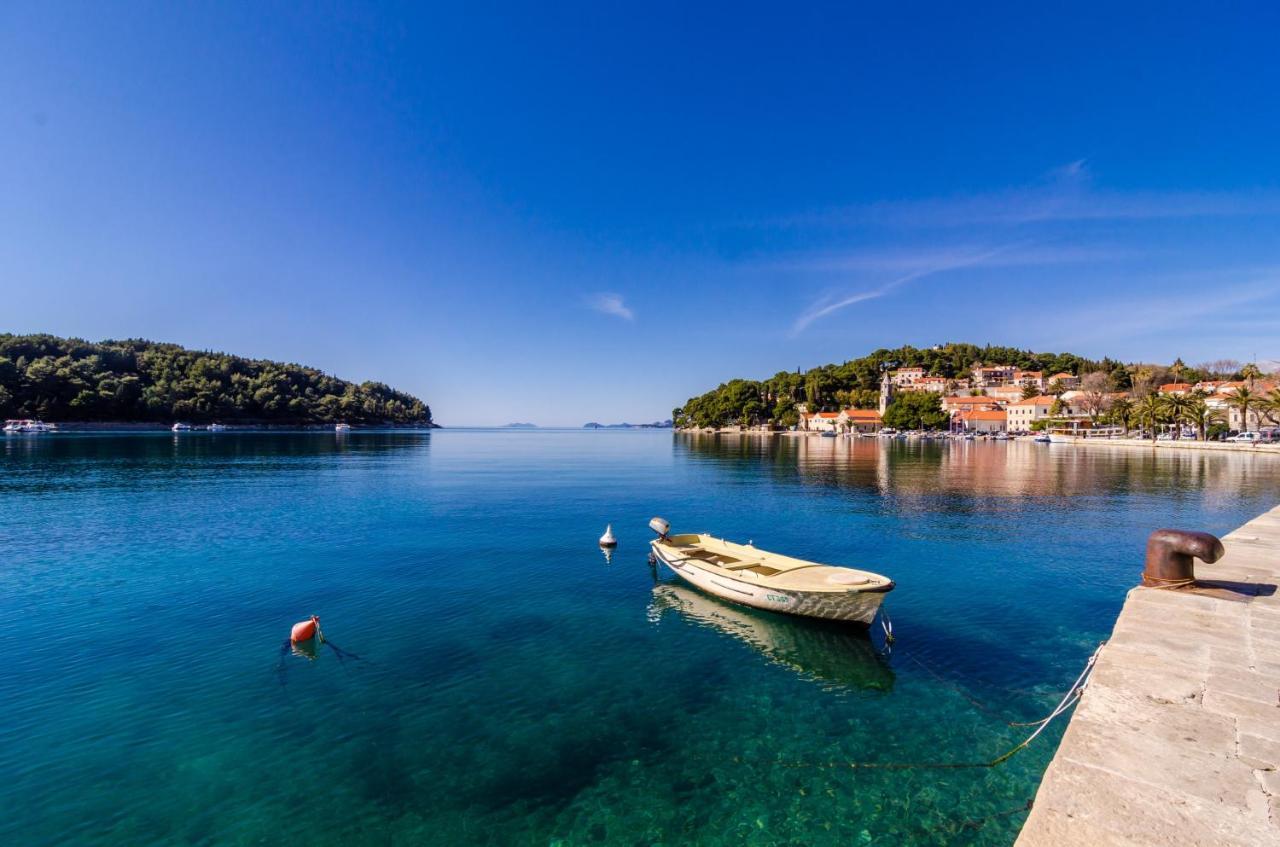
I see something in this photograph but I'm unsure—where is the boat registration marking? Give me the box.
[765,594,791,603]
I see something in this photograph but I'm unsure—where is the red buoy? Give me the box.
[290,615,320,644]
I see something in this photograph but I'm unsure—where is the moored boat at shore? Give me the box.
[647,517,893,625]
[4,419,56,433]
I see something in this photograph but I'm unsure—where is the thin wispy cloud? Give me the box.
[587,292,635,321]
[1041,271,1280,346]
[790,244,1018,334]
[765,242,1132,274]
[766,161,1280,231]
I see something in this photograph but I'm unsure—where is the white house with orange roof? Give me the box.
[1012,370,1045,392]
[942,395,1002,415]
[985,385,1026,403]
[959,409,1007,433]
[839,408,884,433]
[913,376,949,393]
[891,367,925,387]
[799,411,841,433]
[1159,382,1193,396]
[1007,396,1057,431]
[1048,372,1080,390]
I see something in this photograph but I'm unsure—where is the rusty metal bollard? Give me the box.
[1142,529,1224,589]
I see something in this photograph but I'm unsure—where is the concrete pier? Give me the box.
[1017,504,1280,846]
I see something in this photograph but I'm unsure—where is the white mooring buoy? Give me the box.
[598,524,617,548]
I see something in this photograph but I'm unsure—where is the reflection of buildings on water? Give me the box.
[648,583,894,692]
[673,432,1277,502]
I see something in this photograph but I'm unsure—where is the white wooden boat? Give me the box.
[647,518,893,625]
[171,422,192,432]
[335,423,352,432]
[208,423,227,432]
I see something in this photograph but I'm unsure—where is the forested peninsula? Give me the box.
[0,334,432,426]
[673,343,1123,429]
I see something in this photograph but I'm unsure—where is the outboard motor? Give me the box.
[649,517,671,540]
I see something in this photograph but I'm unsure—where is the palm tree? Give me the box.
[1263,388,1280,427]
[1184,396,1222,441]
[1159,392,1192,439]
[1136,394,1163,442]
[1109,397,1134,435]
[1240,363,1262,388]
[1226,386,1259,433]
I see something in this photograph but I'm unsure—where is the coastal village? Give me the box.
[786,363,1279,440]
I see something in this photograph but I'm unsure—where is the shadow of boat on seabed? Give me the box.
[648,583,895,693]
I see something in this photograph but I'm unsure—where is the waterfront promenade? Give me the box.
[1046,436,1280,456]
[1017,504,1280,846]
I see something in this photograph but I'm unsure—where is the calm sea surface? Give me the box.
[3,430,1278,846]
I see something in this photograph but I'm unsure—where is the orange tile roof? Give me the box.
[1010,395,1057,406]
[962,410,1007,421]
[1159,383,1192,392]
[842,409,882,421]
[1050,372,1075,379]
[815,411,840,418]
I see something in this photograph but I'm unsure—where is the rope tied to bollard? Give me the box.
[1140,573,1197,590]
[778,641,1106,772]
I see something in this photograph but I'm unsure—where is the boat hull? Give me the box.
[652,544,886,625]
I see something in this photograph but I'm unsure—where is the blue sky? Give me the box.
[2,3,1279,425]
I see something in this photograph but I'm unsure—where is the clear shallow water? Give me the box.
[2,430,1278,846]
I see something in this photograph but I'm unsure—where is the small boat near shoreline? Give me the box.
[3,419,56,433]
[647,517,893,625]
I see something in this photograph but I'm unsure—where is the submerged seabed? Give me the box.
[2,431,1277,846]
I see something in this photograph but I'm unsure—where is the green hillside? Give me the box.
[673,343,1129,429]
[0,334,432,425]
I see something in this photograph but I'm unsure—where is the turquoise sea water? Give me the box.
[3,430,1278,846]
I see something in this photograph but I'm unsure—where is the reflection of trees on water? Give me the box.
[649,582,894,693]
[674,433,1280,504]
[0,432,432,496]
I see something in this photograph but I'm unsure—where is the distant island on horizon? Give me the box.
[0,333,434,427]
[583,420,674,429]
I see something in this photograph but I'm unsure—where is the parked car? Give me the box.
[1227,431,1261,443]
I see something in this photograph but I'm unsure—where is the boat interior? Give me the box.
[657,532,893,592]
[676,546,783,576]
